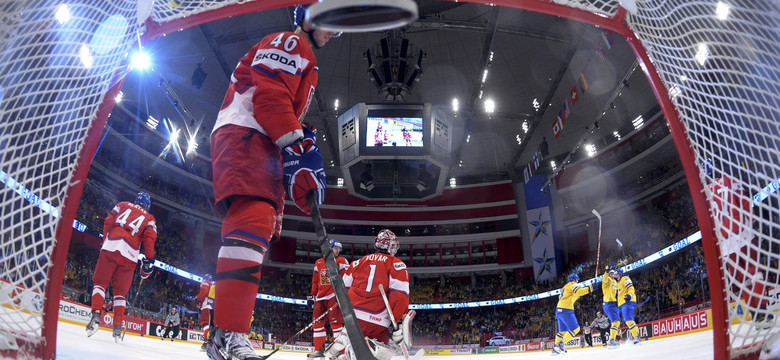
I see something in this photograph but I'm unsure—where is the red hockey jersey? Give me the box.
[102,201,157,263]
[213,31,318,148]
[343,253,409,328]
[197,278,213,303]
[707,175,753,256]
[310,256,350,301]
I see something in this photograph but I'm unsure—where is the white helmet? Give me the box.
[374,229,399,256]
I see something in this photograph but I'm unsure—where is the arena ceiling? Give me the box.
[116,1,662,192]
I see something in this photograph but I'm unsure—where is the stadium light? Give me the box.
[130,50,152,71]
[695,43,709,66]
[55,4,72,24]
[484,98,495,114]
[114,91,123,103]
[452,98,459,112]
[632,115,644,129]
[585,144,596,157]
[334,98,339,110]
[79,44,93,69]
[337,178,344,187]
[170,128,180,143]
[449,178,456,187]
[146,115,159,130]
[715,2,730,20]
[187,136,198,154]
[551,160,557,170]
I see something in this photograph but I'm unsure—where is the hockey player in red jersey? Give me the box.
[197,273,215,351]
[208,4,339,360]
[86,192,157,341]
[326,229,412,360]
[308,239,350,358]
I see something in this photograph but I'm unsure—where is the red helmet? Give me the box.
[374,229,399,256]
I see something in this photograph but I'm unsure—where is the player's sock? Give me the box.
[113,295,126,329]
[627,321,638,337]
[313,325,326,351]
[91,285,106,312]
[214,198,273,333]
[610,321,620,339]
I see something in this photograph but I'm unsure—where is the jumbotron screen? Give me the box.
[366,116,423,147]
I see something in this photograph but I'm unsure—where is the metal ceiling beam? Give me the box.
[409,19,569,43]
[451,6,501,167]
[199,24,234,78]
[505,45,577,174]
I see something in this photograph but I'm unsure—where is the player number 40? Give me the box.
[270,33,298,52]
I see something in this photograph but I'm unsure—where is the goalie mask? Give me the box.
[374,229,399,256]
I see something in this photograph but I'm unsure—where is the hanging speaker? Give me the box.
[307,0,418,33]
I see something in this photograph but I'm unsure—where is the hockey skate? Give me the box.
[201,342,208,352]
[85,310,100,337]
[307,348,327,359]
[607,339,619,349]
[206,326,262,360]
[550,343,565,356]
[632,336,641,345]
[112,325,122,343]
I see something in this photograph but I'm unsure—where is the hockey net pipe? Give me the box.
[0,0,777,359]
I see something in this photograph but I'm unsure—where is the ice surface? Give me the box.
[52,321,714,360]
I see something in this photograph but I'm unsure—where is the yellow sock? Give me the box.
[610,321,620,340]
[561,327,579,343]
[555,332,564,344]
[627,321,639,337]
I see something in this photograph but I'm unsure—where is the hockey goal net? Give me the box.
[0,0,776,359]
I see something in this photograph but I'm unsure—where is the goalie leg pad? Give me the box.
[367,338,400,360]
[401,310,415,347]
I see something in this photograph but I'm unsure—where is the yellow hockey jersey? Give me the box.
[617,275,636,306]
[602,271,617,302]
[557,281,592,310]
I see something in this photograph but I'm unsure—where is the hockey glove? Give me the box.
[282,124,326,215]
[141,258,154,279]
[307,295,315,309]
[391,323,405,345]
[624,294,632,302]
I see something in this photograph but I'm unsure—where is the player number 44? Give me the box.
[115,208,145,236]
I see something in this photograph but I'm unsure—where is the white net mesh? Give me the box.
[0,0,777,358]
[0,0,142,350]
[626,0,780,356]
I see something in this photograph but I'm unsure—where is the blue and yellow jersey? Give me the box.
[617,275,636,306]
[208,284,216,299]
[602,271,617,302]
[556,281,592,310]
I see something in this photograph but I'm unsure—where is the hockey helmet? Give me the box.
[204,273,212,281]
[615,268,625,276]
[293,5,341,37]
[329,239,343,251]
[374,229,399,256]
[568,273,579,282]
[135,192,151,210]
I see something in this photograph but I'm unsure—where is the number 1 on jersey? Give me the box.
[365,264,377,292]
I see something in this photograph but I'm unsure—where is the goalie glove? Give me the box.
[282,124,326,215]
[140,258,154,279]
[391,310,415,347]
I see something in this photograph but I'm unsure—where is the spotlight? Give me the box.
[130,50,152,71]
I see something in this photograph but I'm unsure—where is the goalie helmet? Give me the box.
[135,192,151,211]
[374,229,399,256]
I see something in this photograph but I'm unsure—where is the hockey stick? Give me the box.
[378,284,410,359]
[258,303,337,360]
[307,191,379,360]
[592,209,602,278]
[121,277,144,340]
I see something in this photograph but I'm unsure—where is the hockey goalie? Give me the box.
[323,230,422,360]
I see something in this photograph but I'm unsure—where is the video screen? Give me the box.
[366,117,423,147]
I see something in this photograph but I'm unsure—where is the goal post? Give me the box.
[0,1,776,359]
